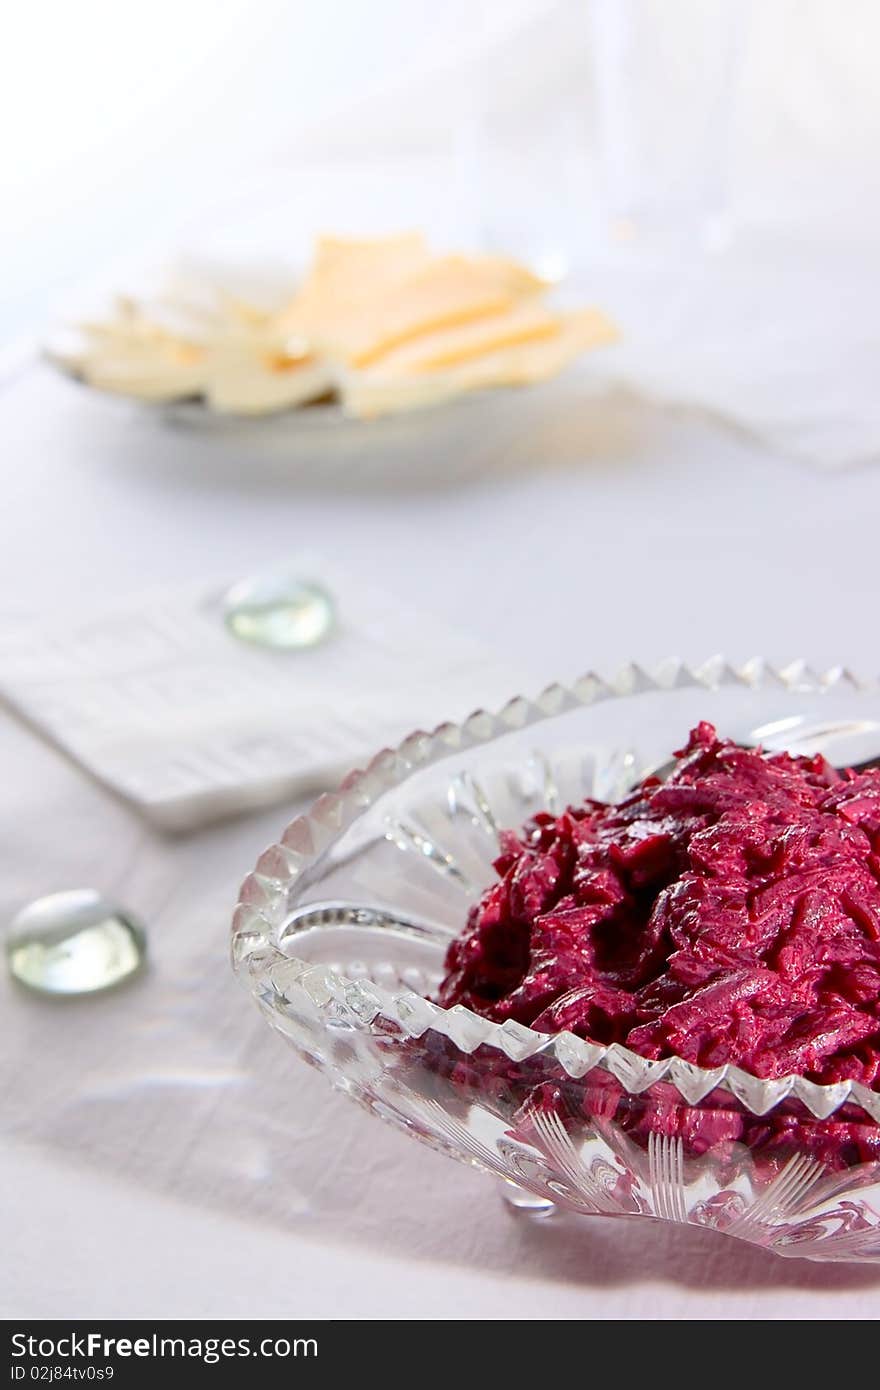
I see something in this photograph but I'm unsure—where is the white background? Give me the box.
[6,0,880,334]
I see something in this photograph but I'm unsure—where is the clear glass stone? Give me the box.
[498,1179,557,1218]
[223,570,335,650]
[6,889,146,996]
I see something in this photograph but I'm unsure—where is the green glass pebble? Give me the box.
[223,572,335,650]
[6,890,146,996]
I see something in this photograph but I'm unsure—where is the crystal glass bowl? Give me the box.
[232,660,880,1263]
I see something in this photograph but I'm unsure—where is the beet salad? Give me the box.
[438,722,880,1088]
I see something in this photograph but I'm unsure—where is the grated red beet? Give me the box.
[437,723,880,1090]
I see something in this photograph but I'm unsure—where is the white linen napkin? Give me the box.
[0,565,525,831]
[582,229,880,472]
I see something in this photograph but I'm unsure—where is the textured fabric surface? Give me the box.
[3,364,880,1316]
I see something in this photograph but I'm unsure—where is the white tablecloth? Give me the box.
[3,363,880,1319]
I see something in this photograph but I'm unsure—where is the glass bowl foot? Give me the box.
[498,1179,557,1219]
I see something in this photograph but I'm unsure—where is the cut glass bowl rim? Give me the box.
[232,656,880,1126]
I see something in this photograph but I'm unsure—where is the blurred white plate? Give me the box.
[44,322,615,491]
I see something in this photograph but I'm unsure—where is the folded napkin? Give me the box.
[589,230,880,472]
[0,566,524,831]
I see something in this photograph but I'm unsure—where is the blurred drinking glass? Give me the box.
[454,1,599,281]
[588,0,748,258]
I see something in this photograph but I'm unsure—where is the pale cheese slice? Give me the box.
[76,310,205,365]
[63,313,208,401]
[58,290,326,408]
[203,350,332,415]
[78,355,209,402]
[52,297,203,399]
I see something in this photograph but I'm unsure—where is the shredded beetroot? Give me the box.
[437,723,880,1089]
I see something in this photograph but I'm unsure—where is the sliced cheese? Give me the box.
[52,234,617,419]
[65,303,209,400]
[279,238,547,368]
[79,356,209,401]
[310,232,428,278]
[466,254,547,299]
[340,307,618,419]
[204,350,332,415]
[366,301,561,374]
[61,288,324,408]
[344,257,540,367]
[474,306,618,385]
[278,232,430,338]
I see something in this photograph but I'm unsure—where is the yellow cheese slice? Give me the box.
[278,233,430,337]
[365,301,561,374]
[340,307,617,419]
[340,258,520,367]
[472,306,618,385]
[279,236,547,367]
[310,232,427,274]
[466,254,548,299]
